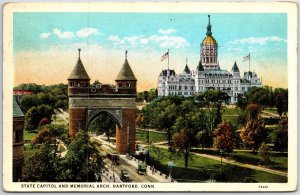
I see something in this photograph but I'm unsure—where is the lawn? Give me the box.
[136,128,166,143]
[222,115,240,128]
[221,107,243,128]
[191,148,287,172]
[222,107,241,116]
[146,147,287,183]
[24,130,38,141]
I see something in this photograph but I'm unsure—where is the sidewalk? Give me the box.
[94,135,175,183]
[119,155,175,183]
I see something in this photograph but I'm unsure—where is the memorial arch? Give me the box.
[68,49,137,154]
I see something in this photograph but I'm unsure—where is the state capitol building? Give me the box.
[157,15,262,103]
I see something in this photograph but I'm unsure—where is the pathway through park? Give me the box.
[147,144,287,177]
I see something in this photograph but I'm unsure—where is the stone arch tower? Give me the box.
[68,49,137,154]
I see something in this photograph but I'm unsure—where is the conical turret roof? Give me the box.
[183,64,191,74]
[197,60,204,71]
[13,96,24,117]
[232,61,240,72]
[115,59,137,81]
[68,49,90,80]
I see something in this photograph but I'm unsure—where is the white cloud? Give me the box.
[107,34,189,49]
[107,35,125,44]
[149,35,190,48]
[76,28,99,38]
[124,35,143,45]
[140,37,149,45]
[39,33,51,39]
[229,36,287,45]
[53,28,75,39]
[158,28,177,34]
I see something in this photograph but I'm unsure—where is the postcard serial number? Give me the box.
[259,185,268,189]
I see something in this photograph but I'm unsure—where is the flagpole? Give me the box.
[168,49,170,70]
[248,53,250,80]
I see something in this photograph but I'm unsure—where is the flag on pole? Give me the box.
[243,54,250,62]
[161,51,169,61]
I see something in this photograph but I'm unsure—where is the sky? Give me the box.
[13,12,287,91]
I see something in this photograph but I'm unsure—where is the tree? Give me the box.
[148,88,158,101]
[157,104,178,145]
[196,130,214,149]
[19,94,39,114]
[236,94,247,110]
[173,111,205,169]
[258,142,271,164]
[274,116,288,151]
[24,105,54,131]
[274,88,288,116]
[22,142,60,181]
[240,104,266,151]
[88,113,116,142]
[200,90,228,131]
[31,124,67,145]
[14,83,42,93]
[246,86,273,108]
[62,131,103,182]
[214,121,236,154]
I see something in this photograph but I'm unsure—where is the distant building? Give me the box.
[13,90,33,103]
[157,15,262,103]
[13,96,24,181]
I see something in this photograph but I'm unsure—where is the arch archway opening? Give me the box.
[87,111,120,144]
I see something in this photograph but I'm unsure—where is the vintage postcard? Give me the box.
[2,2,298,192]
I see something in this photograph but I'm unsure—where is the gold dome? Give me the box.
[202,35,217,45]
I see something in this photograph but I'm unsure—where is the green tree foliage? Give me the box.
[14,83,43,93]
[242,86,288,112]
[24,105,54,131]
[274,116,288,151]
[195,90,227,132]
[258,142,271,164]
[240,104,266,151]
[245,86,273,108]
[173,110,206,169]
[214,121,236,154]
[22,142,59,182]
[22,129,102,182]
[19,95,39,114]
[15,83,69,112]
[137,88,158,102]
[274,88,288,116]
[62,131,103,182]
[196,130,214,149]
[157,104,178,145]
[236,94,247,110]
[88,113,116,141]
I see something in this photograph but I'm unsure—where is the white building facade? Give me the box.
[157,15,262,103]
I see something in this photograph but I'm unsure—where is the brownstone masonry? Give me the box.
[68,49,137,154]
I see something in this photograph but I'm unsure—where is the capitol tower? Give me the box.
[157,15,262,103]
